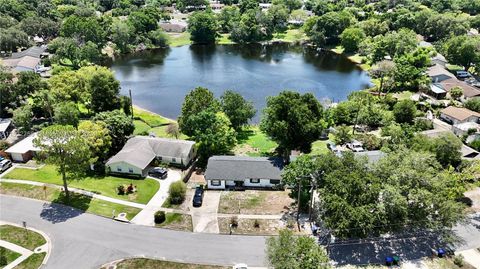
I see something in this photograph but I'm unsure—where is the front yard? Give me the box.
[0,224,47,269]
[155,213,193,232]
[112,258,228,269]
[0,183,142,220]
[218,190,294,215]
[4,165,159,204]
[218,217,283,235]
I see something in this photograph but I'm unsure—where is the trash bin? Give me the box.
[393,255,400,265]
[385,256,393,266]
[438,248,446,258]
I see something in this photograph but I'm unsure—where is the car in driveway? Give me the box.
[456,70,471,79]
[0,159,12,173]
[192,186,204,207]
[148,167,168,179]
[346,140,365,152]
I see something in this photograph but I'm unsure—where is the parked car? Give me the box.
[0,159,12,172]
[192,186,204,207]
[456,70,471,79]
[346,140,365,152]
[232,264,248,269]
[148,167,168,179]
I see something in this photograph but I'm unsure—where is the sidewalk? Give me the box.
[456,249,480,268]
[131,170,181,226]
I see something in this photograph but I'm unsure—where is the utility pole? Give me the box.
[129,89,134,120]
[297,177,302,231]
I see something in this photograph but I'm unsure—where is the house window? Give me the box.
[270,179,281,184]
[158,156,162,161]
[116,166,122,172]
[211,180,221,186]
[172,158,176,163]
[128,168,134,173]
[250,178,260,184]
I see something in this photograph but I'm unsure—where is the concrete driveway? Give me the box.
[191,190,221,233]
[131,169,181,226]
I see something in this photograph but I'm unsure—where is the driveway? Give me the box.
[0,195,267,269]
[191,190,221,233]
[131,169,181,226]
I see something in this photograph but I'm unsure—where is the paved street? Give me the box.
[0,195,267,269]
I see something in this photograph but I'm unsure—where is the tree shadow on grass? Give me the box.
[40,192,91,224]
[236,128,255,144]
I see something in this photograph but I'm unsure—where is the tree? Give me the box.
[450,86,463,100]
[230,9,273,43]
[0,27,29,52]
[369,60,395,95]
[267,229,330,269]
[340,27,365,53]
[31,89,55,121]
[128,8,160,33]
[220,90,256,131]
[168,180,187,204]
[148,29,168,47]
[92,110,135,154]
[166,123,180,139]
[217,6,241,33]
[268,4,289,33]
[306,11,353,44]
[34,125,91,202]
[393,100,417,124]
[78,120,112,162]
[423,13,469,41]
[188,11,218,44]
[432,133,462,168]
[260,91,325,160]
[12,104,33,135]
[465,98,480,112]
[442,35,480,71]
[189,111,237,166]
[85,67,121,113]
[61,15,106,45]
[305,0,329,16]
[333,124,352,145]
[54,102,80,127]
[178,87,220,137]
[272,0,302,12]
[111,20,133,53]
[20,17,59,38]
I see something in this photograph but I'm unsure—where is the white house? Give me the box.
[440,106,480,125]
[204,156,284,190]
[106,136,196,177]
[5,133,40,162]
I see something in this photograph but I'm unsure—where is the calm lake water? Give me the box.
[111,43,371,121]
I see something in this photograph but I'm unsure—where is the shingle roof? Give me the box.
[440,78,480,98]
[5,133,40,154]
[9,46,46,59]
[106,136,195,169]
[204,156,284,181]
[441,106,480,121]
[427,64,455,83]
[353,150,386,163]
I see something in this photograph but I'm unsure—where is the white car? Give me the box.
[0,159,12,172]
[233,264,248,269]
[347,141,365,152]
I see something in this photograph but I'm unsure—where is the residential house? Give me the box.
[204,156,284,190]
[427,64,455,83]
[429,84,447,99]
[5,133,40,162]
[440,78,480,100]
[353,150,386,163]
[159,22,187,33]
[0,118,12,140]
[2,46,47,73]
[421,129,480,159]
[453,122,480,143]
[106,136,196,177]
[440,106,480,125]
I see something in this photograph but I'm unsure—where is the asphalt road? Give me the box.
[0,195,267,269]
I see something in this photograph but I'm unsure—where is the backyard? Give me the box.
[234,126,277,157]
[4,165,159,204]
[132,107,189,140]
[0,183,141,220]
[218,190,294,215]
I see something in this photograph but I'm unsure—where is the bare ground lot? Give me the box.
[218,217,284,235]
[156,213,193,232]
[218,190,294,215]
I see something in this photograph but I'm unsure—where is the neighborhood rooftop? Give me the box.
[440,106,480,121]
[0,118,11,133]
[205,156,284,181]
[106,136,195,169]
[5,132,40,154]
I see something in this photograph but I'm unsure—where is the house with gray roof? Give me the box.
[106,136,196,177]
[204,156,284,189]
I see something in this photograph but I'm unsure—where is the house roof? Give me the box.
[453,122,480,132]
[2,56,40,70]
[0,118,11,133]
[461,144,479,158]
[204,156,284,181]
[427,64,455,83]
[106,136,195,169]
[440,78,480,98]
[353,150,386,163]
[5,133,40,154]
[430,84,446,94]
[9,46,46,59]
[441,106,480,121]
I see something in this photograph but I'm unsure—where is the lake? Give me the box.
[110,43,371,122]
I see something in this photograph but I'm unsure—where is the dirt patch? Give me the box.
[219,190,294,215]
[234,144,259,156]
[464,187,480,213]
[156,213,193,232]
[112,258,227,269]
[218,217,283,235]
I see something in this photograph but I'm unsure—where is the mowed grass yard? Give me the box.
[132,107,189,140]
[5,165,159,204]
[155,213,193,232]
[113,258,228,269]
[0,224,47,269]
[235,126,278,156]
[0,183,141,220]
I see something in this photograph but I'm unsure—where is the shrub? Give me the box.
[453,254,464,267]
[154,211,166,224]
[117,185,125,195]
[413,118,433,131]
[253,219,260,228]
[168,181,187,204]
[355,133,382,150]
[230,216,238,228]
[0,140,10,151]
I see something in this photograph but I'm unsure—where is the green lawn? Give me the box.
[310,140,330,155]
[167,32,191,47]
[0,225,46,251]
[133,107,173,127]
[114,258,227,269]
[150,125,189,140]
[0,183,141,220]
[0,246,21,265]
[5,165,159,204]
[217,33,234,45]
[394,91,413,101]
[235,126,278,157]
[15,253,46,269]
[272,29,307,43]
[133,120,152,135]
[156,213,193,232]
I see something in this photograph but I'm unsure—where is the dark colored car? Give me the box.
[192,186,204,207]
[148,167,168,179]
